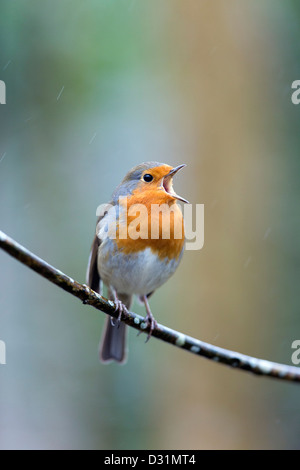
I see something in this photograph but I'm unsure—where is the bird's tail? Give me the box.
[99,293,132,364]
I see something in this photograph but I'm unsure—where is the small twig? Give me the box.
[0,229,299,383]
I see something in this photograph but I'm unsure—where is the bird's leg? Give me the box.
[141,295,158,342]
[110,287,129,327]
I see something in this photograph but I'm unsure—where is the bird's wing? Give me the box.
[86,203,112,294]
[86,231,101,294]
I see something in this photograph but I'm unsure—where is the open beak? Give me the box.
[162,164,189,203]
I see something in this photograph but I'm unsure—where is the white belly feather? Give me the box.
[98,242,180,296]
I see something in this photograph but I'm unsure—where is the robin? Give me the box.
[87,161,188,363]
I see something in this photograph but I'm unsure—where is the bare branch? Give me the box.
[0,229,299,383]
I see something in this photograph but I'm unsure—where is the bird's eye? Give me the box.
[143,173,153,182]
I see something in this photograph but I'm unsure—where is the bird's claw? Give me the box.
[110,300,129,327]
[145,317,158,342]
[138,315,157,342]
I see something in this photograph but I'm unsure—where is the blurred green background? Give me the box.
[1,0,300,450]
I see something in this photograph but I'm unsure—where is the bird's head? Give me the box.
[113,162,189,204]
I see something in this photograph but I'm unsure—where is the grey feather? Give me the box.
[99,293,132,364]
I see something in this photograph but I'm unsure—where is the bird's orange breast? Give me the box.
[114,187,185,261]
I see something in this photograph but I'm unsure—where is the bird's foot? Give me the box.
[139,295,158,342]
[143,313,158,342]
[110,299,129,328]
